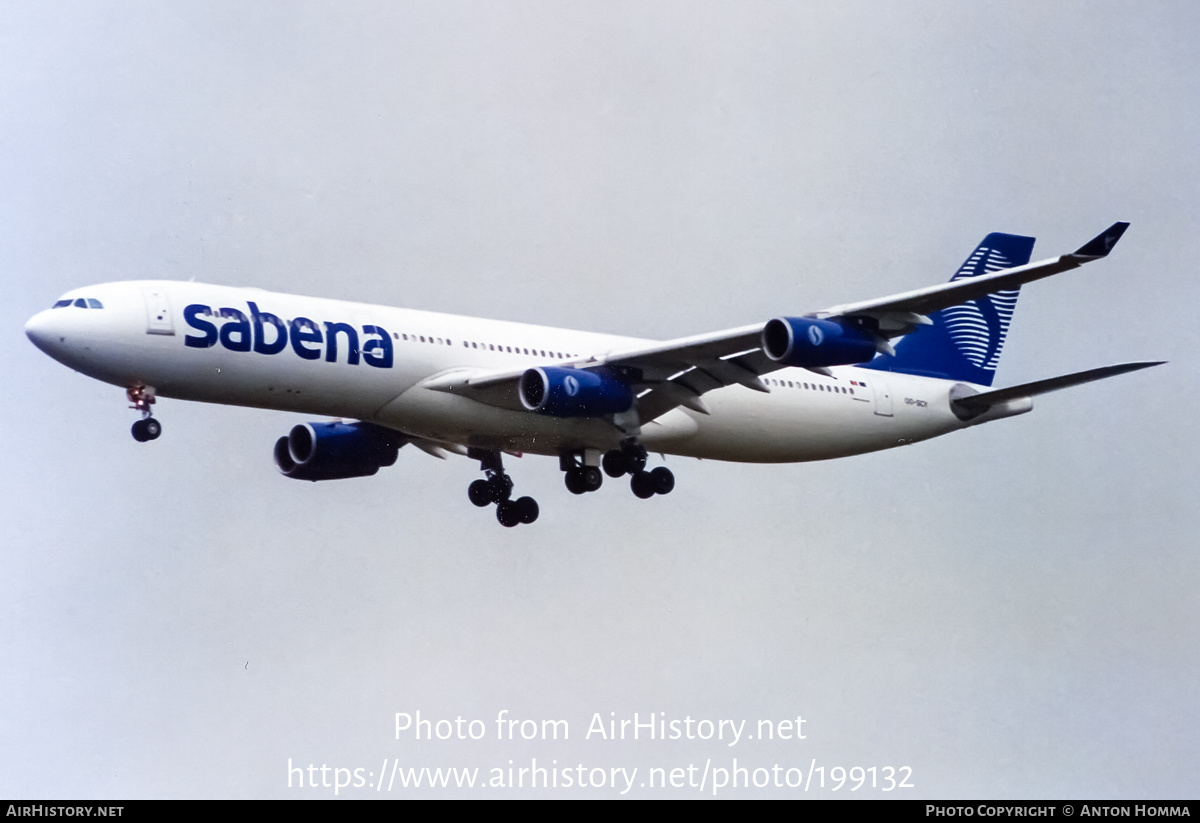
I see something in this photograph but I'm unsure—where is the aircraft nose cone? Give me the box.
[25,309,62,354]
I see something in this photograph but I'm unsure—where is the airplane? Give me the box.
[24,222,1162,527]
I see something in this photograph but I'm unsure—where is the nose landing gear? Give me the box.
[131,417,162,442]
[467,448,538,527]
[127,385,161,442]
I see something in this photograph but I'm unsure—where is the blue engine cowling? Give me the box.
[519,367,634,417]
[761,317,879,368]
[274,421,400,481]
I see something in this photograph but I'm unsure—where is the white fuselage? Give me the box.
[25,281,1003,462]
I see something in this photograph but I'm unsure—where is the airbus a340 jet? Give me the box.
[26,222,1161,526]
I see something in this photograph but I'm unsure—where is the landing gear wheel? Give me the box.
[566,467,603,494]
[131,418,161,442]
[468,479,492,507]
[582,466,603,492]
[650,466,674,495]
[496,499,521,527]
[565,469,587,495]
[515,496,539,524]
[630,470,656,499]
[602,450,628,477]
[625,449,647,474]
[487,473,514,503]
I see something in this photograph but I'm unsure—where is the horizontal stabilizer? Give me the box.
[952,360,1165,414]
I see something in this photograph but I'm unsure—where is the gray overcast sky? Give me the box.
[2,1,1197,798]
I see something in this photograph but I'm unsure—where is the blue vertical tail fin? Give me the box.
[860,232,1036,386]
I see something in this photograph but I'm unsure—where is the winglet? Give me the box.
[1073,222,1129,258]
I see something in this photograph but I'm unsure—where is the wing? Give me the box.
[816,222,1129,336]
[424,222,1130,425]
[421,321,772,425]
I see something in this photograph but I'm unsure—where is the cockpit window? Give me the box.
[52,299,72,308]
[86,298,103,309]
[53,297,104,309]
[73,298,88,308]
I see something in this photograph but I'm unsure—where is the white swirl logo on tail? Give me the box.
[942,247,1020,371]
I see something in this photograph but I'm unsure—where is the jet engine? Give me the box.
[761,316,879,368]
[519,367,634,417]
[274,421,400,481]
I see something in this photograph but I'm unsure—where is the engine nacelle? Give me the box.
[761,317,879,368]
[274,421,400,481]
[519,367,634,417]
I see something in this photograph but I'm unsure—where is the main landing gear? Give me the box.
[467,449,538,527]
[466,444,675,527]
[559,452,603,495]
[601,443,674,499]
[127,385,162,442]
